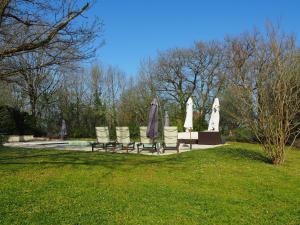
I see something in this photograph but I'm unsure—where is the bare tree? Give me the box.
[0,81,14,106]
[154,43,225,130]
[2,50,69,117]
[103,66,125,136]
[117,59,158,137]
[0,0,102,79]
[224,27,300,164]
[191,41,226,129]
[90,63,106,126]
[155,48,198,129]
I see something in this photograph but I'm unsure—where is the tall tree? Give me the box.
[224,27,300,164]
[155,48,198,130]
[3,50,62,118]
[103,66,125,137]
[191,41,226,130]
[90,64,106,126]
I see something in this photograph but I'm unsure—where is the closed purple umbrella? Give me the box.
[146,98,159,139]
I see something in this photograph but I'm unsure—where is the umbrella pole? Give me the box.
[156,95,164,153]
[189,129,192,150]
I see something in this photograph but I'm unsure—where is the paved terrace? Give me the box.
[4,141,225,156]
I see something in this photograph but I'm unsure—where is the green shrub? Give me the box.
[224,127,256,143]
[194,116,208,131]
[0,105,43,136]
[0,134,8,145]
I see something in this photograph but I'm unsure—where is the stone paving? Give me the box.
[4,141,225,156]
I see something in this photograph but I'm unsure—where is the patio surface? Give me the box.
[3,141,224,155]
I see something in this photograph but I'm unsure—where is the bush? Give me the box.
[0,105,43,136]
[0,134,8,145]
[224,127,257,143]
[194,117,208,131]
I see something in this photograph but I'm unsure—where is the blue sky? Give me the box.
[87,0,300,76]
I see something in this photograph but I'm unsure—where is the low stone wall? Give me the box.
[7,135,34,142]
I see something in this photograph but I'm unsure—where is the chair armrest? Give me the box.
[137,142,143,147]
[128,142,135,146]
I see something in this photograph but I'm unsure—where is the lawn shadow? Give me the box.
[0,144,272,172]
[209,146,271,164]
[0,147,187,172]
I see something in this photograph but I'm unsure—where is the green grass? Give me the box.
[0,143,299,225]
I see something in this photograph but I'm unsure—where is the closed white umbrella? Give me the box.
[184,97,193,132]
[208,98,220,132]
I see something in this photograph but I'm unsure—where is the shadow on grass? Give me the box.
[209,146,271,164]
[0,147,187,172]
[0,144,271,171]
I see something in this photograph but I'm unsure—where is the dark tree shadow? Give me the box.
[208,146,271,164]
[0,144,272,172]
[0,147,187,172]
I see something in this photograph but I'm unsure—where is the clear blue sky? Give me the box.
[87,0,300,76]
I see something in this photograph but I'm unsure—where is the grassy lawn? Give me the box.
[0,143,299,225]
